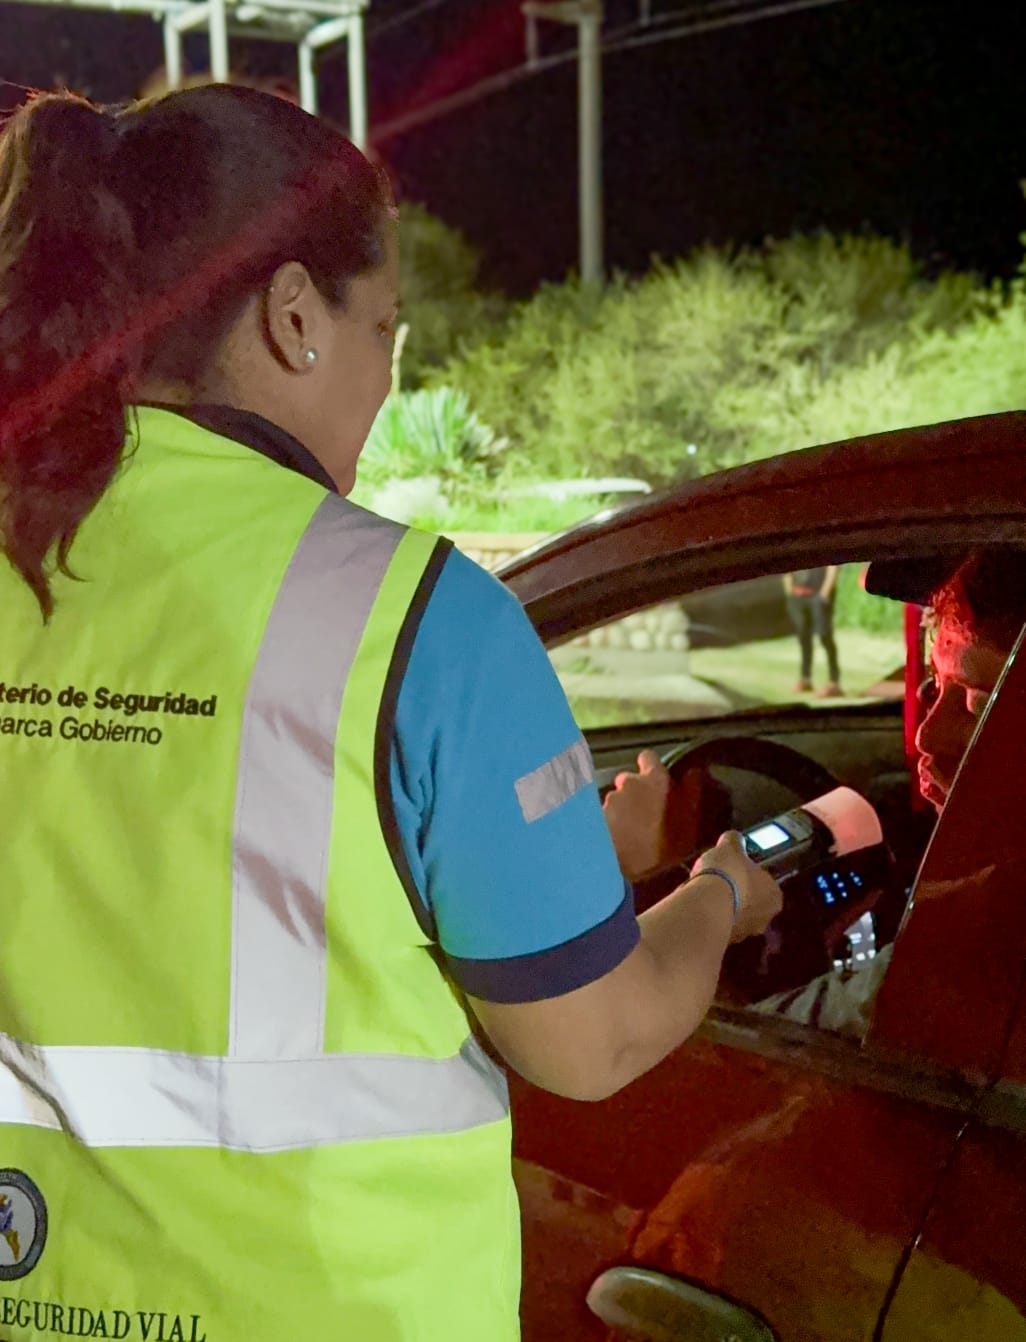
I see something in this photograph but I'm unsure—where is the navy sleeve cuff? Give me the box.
[445,881,639,1004]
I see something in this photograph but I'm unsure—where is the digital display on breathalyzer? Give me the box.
[746,822,792,853]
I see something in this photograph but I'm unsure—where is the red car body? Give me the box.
[498,412,1026,1342]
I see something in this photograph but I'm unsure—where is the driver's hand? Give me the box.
[603,750,671,882]
[693,831,784,944]
[603,750,705,882]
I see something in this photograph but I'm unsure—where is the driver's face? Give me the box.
[915,617,1009,812]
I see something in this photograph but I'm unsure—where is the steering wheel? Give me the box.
[662,735,842,808]
[627,735,843,902]
[632,736,880,1002]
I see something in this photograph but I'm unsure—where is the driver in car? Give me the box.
[751,546,1026,1033]
[607,548,1026,1037]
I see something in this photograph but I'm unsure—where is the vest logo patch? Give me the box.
[0,1170,47,1280]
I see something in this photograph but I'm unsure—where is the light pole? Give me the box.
[522,0,604,284]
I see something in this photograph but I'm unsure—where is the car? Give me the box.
[497,411,1026,1342]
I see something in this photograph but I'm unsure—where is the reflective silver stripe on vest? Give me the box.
[230,497,403,1060]
[0,1033,509,1152]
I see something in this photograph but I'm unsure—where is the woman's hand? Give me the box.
[692,831,784,943]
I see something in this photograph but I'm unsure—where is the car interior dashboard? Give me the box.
[590,702,935,1009]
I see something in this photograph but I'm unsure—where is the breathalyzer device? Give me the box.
[741,786,888,924]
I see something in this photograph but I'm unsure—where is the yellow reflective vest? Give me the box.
[0,407,518,1340]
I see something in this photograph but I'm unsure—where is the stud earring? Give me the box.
[303,348,319,367]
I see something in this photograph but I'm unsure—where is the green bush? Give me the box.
[435,233,1023,488]
[355,383,644,533]
[833,564,905,635]
[358,386,508,494]
[396,203,507,388]
[358,224,1026,545]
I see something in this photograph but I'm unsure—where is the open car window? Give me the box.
[724,646,1024,1052]
[549,563,906,730]
[554,550,1024,1049]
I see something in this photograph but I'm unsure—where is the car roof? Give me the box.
[499,412,1026,631]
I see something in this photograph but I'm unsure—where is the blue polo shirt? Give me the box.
[172,404,639,1004]
[391,545,638,1003]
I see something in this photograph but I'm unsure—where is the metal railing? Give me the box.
[6,0,369,142]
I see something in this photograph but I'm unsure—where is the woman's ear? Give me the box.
[263,262,320,373]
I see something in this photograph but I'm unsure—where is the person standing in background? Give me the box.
[785,565,842,697]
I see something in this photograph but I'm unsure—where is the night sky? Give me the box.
[0,0,1023,293]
